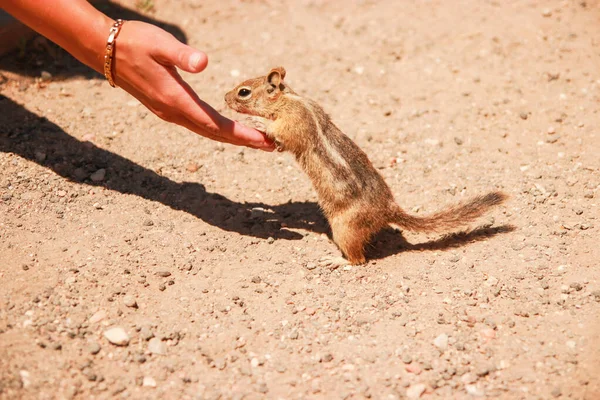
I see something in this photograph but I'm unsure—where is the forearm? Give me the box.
[0,0,113,73]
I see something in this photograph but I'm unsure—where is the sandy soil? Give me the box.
[1,0,599,399]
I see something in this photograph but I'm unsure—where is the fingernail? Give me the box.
[254,141,272,150]
[189,53,202,70]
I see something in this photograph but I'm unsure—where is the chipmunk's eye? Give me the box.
[238,88,252,98]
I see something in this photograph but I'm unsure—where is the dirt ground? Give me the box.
[1,0,599,399]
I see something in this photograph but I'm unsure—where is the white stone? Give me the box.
[89,310,107,324]
[142,376,157,387]
[433,333,449,351]
[484,276,499,287]
[466,384,485,396]
[103,327,130,346]
[19,370,31,389]
[123,295,137,308]
[148,338,166,355]
[406,383,426,399]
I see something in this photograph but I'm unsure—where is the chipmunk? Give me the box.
[225,67,507,266]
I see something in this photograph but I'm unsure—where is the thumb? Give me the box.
[169,42,208,73]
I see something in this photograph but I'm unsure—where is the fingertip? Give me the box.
[230,121,275,150]
[189,51,208,72]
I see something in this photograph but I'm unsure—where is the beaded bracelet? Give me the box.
[103,19,126,88]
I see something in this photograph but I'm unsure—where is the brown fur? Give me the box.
[225,67,507,265]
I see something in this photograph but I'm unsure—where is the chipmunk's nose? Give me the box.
[224,91,233,105]
[224,91,238,112]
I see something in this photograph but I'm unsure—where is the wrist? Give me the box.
[77,13,115,74]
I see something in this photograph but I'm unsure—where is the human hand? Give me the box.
[112,21,274,151]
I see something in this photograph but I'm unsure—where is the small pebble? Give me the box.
[89,310,107,324]
[148,338,166,355]
[156,270,171,277]
[40,71,52,81]
[186,162,200,172]
[480,328,496,340]
[214,357,227,370]
[258,383,269,393]
[140,326,154,341]
[103,327,130,346]
[275,363,287,373]
[465,384,485,397]
[305,262,317,270]
[135,354,147,364]
[406,363,422,375]
[34,151,46,162]
[406,383,426,399]
[123,295,138,308]
[433,333,449,351]
[87,342,101,355]
[484,276,499,287]
[251,276,262,284]
[82,368,97,382]
[569,282,583,291]
[90,169,106,182]
[476,364,494,377]
[143,376,157,388]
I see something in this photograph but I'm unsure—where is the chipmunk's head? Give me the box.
[225,67,292,120]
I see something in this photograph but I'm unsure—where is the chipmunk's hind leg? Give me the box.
[328,218,371,266]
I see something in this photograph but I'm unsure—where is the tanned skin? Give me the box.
[225,67,507,266]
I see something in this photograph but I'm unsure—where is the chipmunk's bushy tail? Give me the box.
[392,191,508,233]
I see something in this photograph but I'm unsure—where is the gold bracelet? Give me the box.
[103,19,126,88]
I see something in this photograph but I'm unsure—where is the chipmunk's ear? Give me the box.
[267,67,286,88]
